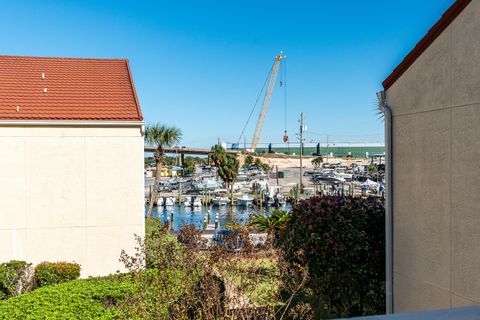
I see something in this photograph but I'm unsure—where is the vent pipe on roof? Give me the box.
[43,88,48,93]
[41,73,45,80]
[377,90,393,314]
[16,106,20,112]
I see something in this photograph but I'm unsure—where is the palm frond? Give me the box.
[145,124,183,148]
[375,95,385,122]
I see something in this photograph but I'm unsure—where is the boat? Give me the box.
[236,193,254,207]
[274,193,286,207]
[164,197,176,206]
[192,197,202,207]
[231,182,244,193]
[236,174,249,181]
[264,186,283,206]
[335,172,353,182]
[183,196,192,207]
[264,191,275,206]
[252,179,269,191]
[156,197,164,207]
[193,176,218,191]
[212,196,229,206]
[313,172,346,184]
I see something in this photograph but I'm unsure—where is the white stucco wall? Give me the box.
[0,124,144,277]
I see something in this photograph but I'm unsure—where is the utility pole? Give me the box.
[299,112,304,198]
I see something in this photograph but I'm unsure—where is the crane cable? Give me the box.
[282,58,287,137]
[236,63,275,146]
[280,58,290,152]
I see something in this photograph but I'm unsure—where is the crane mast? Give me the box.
[250,54,285,152]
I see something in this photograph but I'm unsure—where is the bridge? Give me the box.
[144,146,240,156]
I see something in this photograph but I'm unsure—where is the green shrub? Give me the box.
[0,277,133,319]
[276,196,385,318]
[119,268,193,319]
[34,262,81,287]
[0,261,32,300]
[120,224,207,318]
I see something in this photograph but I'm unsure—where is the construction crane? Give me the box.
[249,53,285,152]
[236,52,287,152]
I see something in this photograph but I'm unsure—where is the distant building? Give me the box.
[383,0,480,312]
[161,166,184,177]
[145,166,184,178]
[0,56,144,277]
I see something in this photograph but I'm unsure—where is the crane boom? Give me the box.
[250,54,285,152]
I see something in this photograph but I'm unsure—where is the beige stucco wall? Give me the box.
[385,0,480,313]
[0,124,144,277]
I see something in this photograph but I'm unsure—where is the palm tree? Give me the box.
[220,154,239,204]
[210,145,239,204]
[210,144,226,168]
[243,155,254,168]
[145,124,182,216]
[250,210,290,244]
[376,92,386,121]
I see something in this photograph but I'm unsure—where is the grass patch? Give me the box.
[223,258,280,307]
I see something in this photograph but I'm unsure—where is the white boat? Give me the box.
[156,197,164,207]
[264,185,283,206]
[274,193,286,207]
[236,194,254,207]
[194,176,218,191]
[252,179,269,191]
[192,197,202,207]
[264,191,275,206]
[165,197,176,206]
[212,196,229,206]
[236,174,249,181]
[183,196,192,207]
[232,182,245,193]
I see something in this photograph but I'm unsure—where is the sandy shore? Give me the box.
[239,153,370,170]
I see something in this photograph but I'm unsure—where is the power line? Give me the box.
[283,58,287,134]
[236,64,274,145]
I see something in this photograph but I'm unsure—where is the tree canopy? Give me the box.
[144,124,182,150]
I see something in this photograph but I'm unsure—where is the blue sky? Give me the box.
[0,0,455,147]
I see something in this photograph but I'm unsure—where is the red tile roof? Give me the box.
[0,56,143,121]
[383,0,472,90]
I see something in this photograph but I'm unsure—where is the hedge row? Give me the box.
[0,277,132,320]
[0,261,80,300]
[35,262,81,288]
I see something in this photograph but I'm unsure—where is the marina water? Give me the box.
[145,204,292,232]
